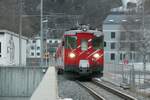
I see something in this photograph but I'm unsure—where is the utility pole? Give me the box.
[19,0,23,66]
[43,17,48,67]
[40,0,44,67]
[142,0,146,83]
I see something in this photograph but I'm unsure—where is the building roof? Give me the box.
[103,14,127,25]
[0,30,28,40]
[103,14,150,25]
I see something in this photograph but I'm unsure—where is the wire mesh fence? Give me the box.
[103,63,150,93]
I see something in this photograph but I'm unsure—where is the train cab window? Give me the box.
[81,39,88,51]
[93,36,103,50]
[65,36,77,49]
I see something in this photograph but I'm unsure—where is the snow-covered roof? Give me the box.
[103,14,150,25]
[0,30,28,40]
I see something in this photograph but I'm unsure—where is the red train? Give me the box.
[55,26,103,77]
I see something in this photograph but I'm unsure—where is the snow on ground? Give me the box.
[128,63,150,71]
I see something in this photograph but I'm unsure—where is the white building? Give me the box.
[0,30,28,66]
[103,14,150,64]
[47,39,61,44]
[28,36,41,58]
[27,37,61,58]
[111,0,142,12]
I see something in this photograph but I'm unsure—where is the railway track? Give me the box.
[77,79,138,100]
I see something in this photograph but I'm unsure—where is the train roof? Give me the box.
[64,30,103,37]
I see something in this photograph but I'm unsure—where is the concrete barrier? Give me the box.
[30,67,58,100]
[0,67,45,97]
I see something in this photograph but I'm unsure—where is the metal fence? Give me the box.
[0,66,47,97]
[103,63,150,90]
[26,57,56,67]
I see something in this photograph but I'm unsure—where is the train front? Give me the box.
[64,29,103,76]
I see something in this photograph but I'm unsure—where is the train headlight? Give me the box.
[82,28,87,31]
[69,53,76,58]
[93,53,100,59]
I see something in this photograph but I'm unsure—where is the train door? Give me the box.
[77,33,93,73]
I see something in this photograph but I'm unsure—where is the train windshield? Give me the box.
[92,36,103,50]
[65,36,77,49]
[81,39,88,51]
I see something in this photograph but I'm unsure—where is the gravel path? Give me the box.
[58,75,95,100]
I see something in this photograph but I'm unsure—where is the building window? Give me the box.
[55,41,58,43]
[120,53,126,60]
[120,32,126,40]
[31,46,34,50]
[111,43,115,49]
[104,41,106,47]
[130,43,135,51]
[31,52,34,56]
[37,46,40,50]
[37,52,40,56]
[130,52,135,61]
[111,32,115,39]
[0,32,4,34]
[32,40,36,43]
[123,54,126,59]
[110,53,115,60]
[120,53,122,60]
[49,40,52,43]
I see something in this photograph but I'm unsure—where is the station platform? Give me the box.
[30,66,59,100]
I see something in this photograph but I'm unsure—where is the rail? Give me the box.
[92,79,138,100]
[77,81,106,100]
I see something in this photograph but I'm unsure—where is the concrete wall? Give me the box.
[0,67,46,97]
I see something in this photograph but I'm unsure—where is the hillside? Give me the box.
[0,0,122,38]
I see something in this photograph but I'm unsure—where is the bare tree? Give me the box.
[120,0,150,82]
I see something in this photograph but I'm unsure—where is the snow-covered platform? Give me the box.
[30,66,59,100]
